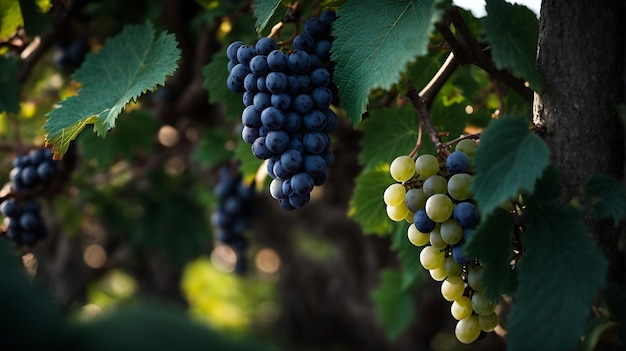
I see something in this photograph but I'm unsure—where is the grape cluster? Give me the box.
[1,148,58,247]
[384,140,497,344]
[212,165,257,273]
[226,10,338,210]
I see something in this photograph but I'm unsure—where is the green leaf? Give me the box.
[348,163,395,235]
[359,105,419,170]
[44,21,181,158]
[19,0,51,37]
[483,0,542,91]
[0,0,22,40]
[234,138,264,184]
[371,269,415,340]
[202,52,243,121]
[472,116,549,216]
[332,0,444,125]
[391,221,424,290]
[464,208,517,301]
[253,0,282,33]
[191,128,233,168]
[0,56,20,113]
[584,174,626,225]
[78,109,158,169]
[507,204,607,351]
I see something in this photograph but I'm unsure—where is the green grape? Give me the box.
[448,173,473,201]
[404,209,415,224]
[423,175,448,196]
[444,256,462,276]
[451,296,473,320]
[440,219,463,245]
[415,154,439,180]
[455,139,477,158]
[429,225,448,250]
[425,194,454,223]
[386,203,409,222]
[430,266,447,281]
[408,224,430,246]
[383,183,406,206]
[472,291,497,315]
[455,315,481,344]
[420,246,445,270]
[390,156,416,182]
[479,311,498,332]
[404,188,427,212]
[467,265,484,291]
[441,275,465,301]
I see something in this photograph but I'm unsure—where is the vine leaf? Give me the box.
[507,202,607,351]
[371,269,415,340]
[43,22,181,159]
[483,0,543,91]
[332,0,444,125]
[583,174,626,225]
[472,116,549,216]
[191,128,233,169]
[0,1,22,40]
[253,0,282,33]
[391,221,424,290]
[0,56,20,113]
[202,52,243,121]
[464,208,517,302]
[360,105,420,170]
[234,139,263,184]
[348,164,395,236]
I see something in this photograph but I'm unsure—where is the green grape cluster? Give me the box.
[384,139,498,344]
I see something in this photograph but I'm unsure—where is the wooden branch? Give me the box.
[419,52,460,107]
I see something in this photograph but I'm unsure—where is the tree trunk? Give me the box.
[533,0,626,301]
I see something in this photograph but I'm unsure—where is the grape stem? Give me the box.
[409,123,423,158]
[405,82,445,157]
[440,133,481,149]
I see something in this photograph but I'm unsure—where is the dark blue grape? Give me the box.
[319,10,337,27]
[314,40,331,61]
[242,91,254,106]
[283,112,302,133]
[265,72,288,93]
[227,76,244,93]
[267,156,278,179]
[446,151,470,175]
[270,93,292,111]
[12,155,30,168]
[293,94,313,114]
[280,149,302,173]
[287,76,300,94]
[303,132,327,154]
[270,179,287,200]
[1,200,21,218]
[452,242,472,265]
[253,92,271,111]
[260,107,285,130]
[303,154,326,178]
[249,55,269,75]
[453,202,479,228]
[20,166,39,188]
[293,33,315,53]
[322,108,338,133]
[303,109,327,131]
[36,162,55,182]
[227,60,236,72]
[19,212,39,231]
[304,18,325,40]
[309,55,321,69]
[226,41,244,61]
[28,149,48,165]
[414,209,436,232]
[255,37,278,55]
[241,105,262,128]
[252,137,273,159]
[256,75,269,92]
[310,67,331,87]
[296,75,312,92]
[291,172,314,196]
[288,138,304,153]
[312,169,329,186]
[282,178,294,197]
[241,126,259,144]
[321,149,335,167]
[288,50,311,74]
[272,160,291,178]
[265,130,289,154]
[289,193,310,208]
[259,126,269,137]
[229,63,251,83]
[280,198,296,211]
[243,73,258,92]
[311,87,333,109]
[236,45,256,64]
[267,50,288,71]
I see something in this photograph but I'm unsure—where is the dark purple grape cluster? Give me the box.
[226,10,338,210]
[1,148,58,247]
[212,165,257,273]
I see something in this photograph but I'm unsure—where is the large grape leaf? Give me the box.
[332,0,444,125]
[0,56,20,113]
[348,163,395,235]
[464,208,517,302]
[43,22,181,159]
[253,0,282,33]
[483,0,542,91]
[507,203,607,351]
[359,105,419,170]
[202,52,243,121]
[472,116,549,216]
[391,221,424,290]
[371,269,415,340]
[584,174,626,226]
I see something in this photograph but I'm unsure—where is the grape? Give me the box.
[444,256,462,276]
[390,156,416,182]
[249,55,269,75]
[291,172,314,196]
[0,201,21,217]
[455,315,481,344]
[423,175,447,196]
[441,275,465,301]
[453,202,479,228]
[452,242,472,265]
[310,67,331,87]
[414,209,436,233]
[404,188,427,212]
[429,226,447,250]
[281,149,303,173]
[430,266,448,281]
[288,50,311,74]
[227,41,244,61]
[471,291,497,315]
[242,105,262,127]
[19,212,39,231]
[21,166,39,187]
[289,193,310,208]
[303,132,327,154]
[448,173,473,201]
[440,219,463,245]
[260,107,285,130]
[303,155,326,177]
[236,45,256,64]
[455,139,477,158]
[241,126,259,144]
[252,137,272,159]
[479,312,499,332]
[419,246,445,270]
[319,10,337,26]
[270,178,286,200]
[253,92,271,111]
[293,94,314,114]
[244,73,259,92]
[467,265,484,291]
[451,296,473,320]
[383,183,406,206]
[293,33,315,52]
[303,110,327,131]
[407,225,430,246]
[314,40,331,60]
[265,72,288,93]
[311,87,332,109]
[254,37,278,55]
[446,151,470,175]
[304,17,325,40]
[271,93,292,111]
[386,203,409,222]
[425,193,454,223]
[265,130,289,154]
[415,154,439,180]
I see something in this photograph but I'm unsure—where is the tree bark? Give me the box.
[533,0,626,294]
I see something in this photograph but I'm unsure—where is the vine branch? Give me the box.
[406,82,444,156]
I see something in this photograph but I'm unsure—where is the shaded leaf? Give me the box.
[191,127,233,168]
[0,56,20,113]
[253,0,282,33]
[584,174,626,226]
[371,269,415,340]
[0,0,22,40]
[202,52,244,121]
[391,221,424,290]
[348,163,396,236]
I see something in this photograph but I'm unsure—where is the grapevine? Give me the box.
[226,10,338,210]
